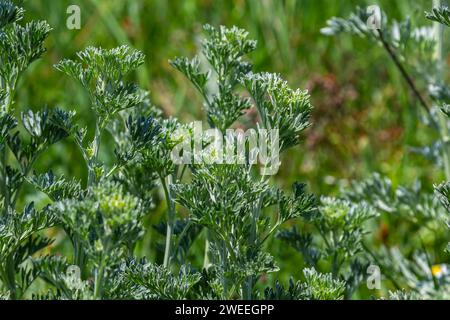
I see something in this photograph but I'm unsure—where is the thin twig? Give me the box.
[376,29,435,123]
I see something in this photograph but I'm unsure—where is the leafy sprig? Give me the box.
[426,6,450,27]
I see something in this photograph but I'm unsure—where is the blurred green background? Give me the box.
[13,0,448,297]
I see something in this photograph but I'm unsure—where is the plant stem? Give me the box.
[171,220,192,262]
[243,196,263,300]
[93,260,106,299]
[87,120,101,187]
[220,240,228,298]
[161,174,175,268]
[331,252,339,277]
[0,85,16,216]
[5,255,17,300]
[11,152,41,208]
[376,29,433,118]
[4,80,17,114]
[203,232,211,269]
[0,146,8,216]
[72,235,86,269]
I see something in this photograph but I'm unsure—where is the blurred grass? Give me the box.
[13,0,448,296]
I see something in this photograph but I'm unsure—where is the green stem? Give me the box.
[87,120,101,187]
[11,152,41,208]
[93,239,110,300]
[105,164,120,178]
[171,220,192,262]
[260,222,280,245]
[331,252,339,277]
[93,260,106,299]
[203,234,210,269]
[161,174,175,268]
[1,79,19,299]
[1,146,8,216]
[4,81,17,114]
[220,240,228,298]
[72,235,86,270]
[5,255,17,300]
[243,196,263,299]
[1,85,16,216]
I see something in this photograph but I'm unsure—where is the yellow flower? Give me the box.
[431,264,448,278]
[431,264,441,276]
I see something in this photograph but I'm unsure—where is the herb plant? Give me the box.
[0,0,346,300]
[1,0,449,301]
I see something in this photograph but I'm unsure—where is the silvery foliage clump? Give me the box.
[1,1,373,300]
[323,4,450,298]
[0,0,70,300]
[426,6,450,27]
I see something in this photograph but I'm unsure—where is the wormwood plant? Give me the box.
[321,3,450,298]
[0,0,73,299]
[5,0,446,301]
[0,1,353,300]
